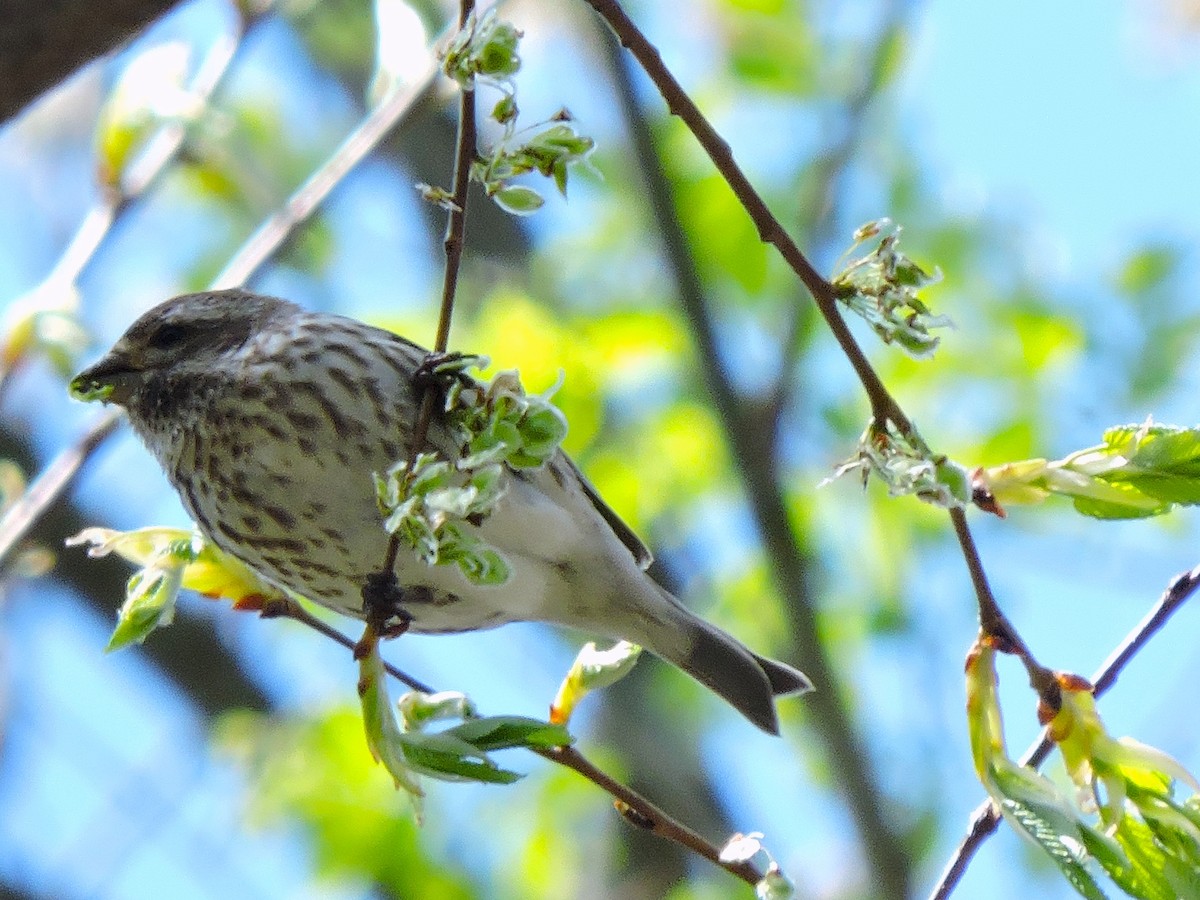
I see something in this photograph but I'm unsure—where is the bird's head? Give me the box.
[70,289,298,407]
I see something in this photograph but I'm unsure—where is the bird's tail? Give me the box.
[632,583,812,735]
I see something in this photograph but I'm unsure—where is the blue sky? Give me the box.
[914,0,1200,272]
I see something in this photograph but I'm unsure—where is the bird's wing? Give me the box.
[557,453,653,570]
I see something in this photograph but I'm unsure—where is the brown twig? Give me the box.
[430,1,476,360]
[259,596,434,693]
[0,408,121,568]
[212,52,440,289]
[580,0,910,435]
[928,562,1200,899]
[597,23,909,897]
[949,508,1060,711]
[532,745,764,886]
[377,0,475,579]
[260,590,763,888]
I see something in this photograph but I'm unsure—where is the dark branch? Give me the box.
[949,508,1059,710]
[580,0,910,434]
[0,0,182,125]
[378,0,475,579]
[595,10,911,897]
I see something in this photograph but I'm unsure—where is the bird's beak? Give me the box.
[70,349,140,405]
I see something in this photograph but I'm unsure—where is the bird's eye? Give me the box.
[147,323,191,350]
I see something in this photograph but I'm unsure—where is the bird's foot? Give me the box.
[414,350,482,391]
[361,571,417,638]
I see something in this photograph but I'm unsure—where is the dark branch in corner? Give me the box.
[0,0,182,125]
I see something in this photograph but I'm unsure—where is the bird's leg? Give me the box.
[361,571,416,638]
[414,350,473,386]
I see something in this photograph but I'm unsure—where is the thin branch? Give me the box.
[415,0,476,434]
[949,508,1059,710]
[531,745,763,886]
[259,591,763,887]
[597,14,910,897]
[213,55,441,289]
[928,562,1200,899]
[378,0,474,579]
[0,409,121,568]
[259,596,434,693]
[431,7,475,359]
[0,0,181,125]
[580,0,910,434]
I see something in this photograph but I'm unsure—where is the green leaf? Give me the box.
[1103,815,1180,900]
[359,643,424,800]
[832,220,948,360]
[398,691,476,729]
[397,731,523,785]
[724,10,817,95]
[983,422,1200,519]
[106,564,183,651]
[1071,492,1168,521]
[446,716,572,751]
[492,94,517,124]
[440,8,522,88]
[995,791,1108,900]
[452,543,511,586]
[517,404,569,461]
[826,419,969,509]
[493,185,544,216]
[1104,423,1200,469]
[551,641,643,726]
[1116,246,1178,296]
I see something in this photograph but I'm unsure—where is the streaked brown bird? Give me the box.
[71,289,810,732]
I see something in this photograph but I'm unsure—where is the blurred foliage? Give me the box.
[217,707,480,896]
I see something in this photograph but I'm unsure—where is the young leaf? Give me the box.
[831,219,948,359]
[447,716,572,751]
[551,640,642,726]
[981,420,1200,520]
